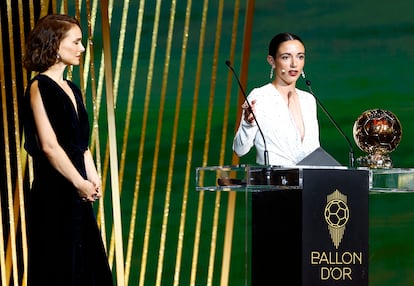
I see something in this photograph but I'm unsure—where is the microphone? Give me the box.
[303,76,355,168]
[226,60,269,166]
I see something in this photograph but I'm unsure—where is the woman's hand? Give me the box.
[77,179,101,202]
[242,99,256,123]
[91,180,102,201]
[83,149,102,201]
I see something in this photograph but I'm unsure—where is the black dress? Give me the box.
[24,74,113,286]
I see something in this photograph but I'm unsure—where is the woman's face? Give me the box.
[272,39,305,85]
[57,25,85,66]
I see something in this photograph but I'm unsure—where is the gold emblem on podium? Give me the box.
[324,190,349,249]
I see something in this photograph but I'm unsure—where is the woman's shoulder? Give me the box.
[248,83,275,98]
[25,74,43,95]
[32,73,49,83]
[28,74,54,90]
[26,74,62,104]
[251,82,274,92]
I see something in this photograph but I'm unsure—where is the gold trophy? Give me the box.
[353,109,402,168]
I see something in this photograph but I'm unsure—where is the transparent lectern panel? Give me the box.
[370,168,414,193]
[246,166,301,190]
[196,165,247,191]
[195,165,303,192]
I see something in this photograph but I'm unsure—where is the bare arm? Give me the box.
[30,81,98,201]
[84,148,102,199]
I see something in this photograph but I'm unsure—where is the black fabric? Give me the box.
[24,74,113,286]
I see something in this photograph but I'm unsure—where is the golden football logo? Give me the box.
[324,189,349,249]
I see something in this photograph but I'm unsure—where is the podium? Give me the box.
[196,165,370,285]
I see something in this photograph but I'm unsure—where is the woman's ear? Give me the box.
[266,55,275,67]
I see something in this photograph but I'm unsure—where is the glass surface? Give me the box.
[197,165,414,286]
[370,168,414,193]
[196,165,348,192]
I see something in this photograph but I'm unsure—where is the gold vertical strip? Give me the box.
[20,1,35,283]
[83,0,105,195]
[74,1,85,100]
[51,0,57,13]
[0,10,9,286]
[58,0,68,14]
[86,0,115,265]
[81,3,92,95]
[189,0,209,284]
[83,0,103,175]
[81,0,101,104]
[84,0,108,255]
[28,0,35,28]
[26,0,34,197]
[113,0,130,196]
[171,0,192,284]
[83,0,100,194]
[230,2,255,284]
[207,193,221,286]
[138,0,163,284]
[84,0,98,108]
[221,195,237,286]
[0,205,5,286]
[237,0,254,116]
[99,0,116,276]
[39,0,49,17]
[100,1,125,285]
[123,0,146,284]
[89,0,114,262]
[155,0,176,284]
[4,1,21,285]
[220,0,240,164]
[14,0,30,284]
[111,0,129,108]
[220,0,241,284]
[205,0,225,284]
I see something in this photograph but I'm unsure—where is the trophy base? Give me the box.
[357,153,393,169]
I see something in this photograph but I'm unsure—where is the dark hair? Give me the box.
[23,14,81,72]
[268,32,304,59]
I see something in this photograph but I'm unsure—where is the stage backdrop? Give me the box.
[1,0,414,285]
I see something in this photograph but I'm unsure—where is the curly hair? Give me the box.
[23,14,81,72]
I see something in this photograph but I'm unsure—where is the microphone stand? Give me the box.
[226,60,270,166]
[304,79,355,168]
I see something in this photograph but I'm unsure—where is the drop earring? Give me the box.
[301,70,306,79]
[269,66,274,79]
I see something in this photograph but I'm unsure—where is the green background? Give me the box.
[243,2,414,285]
[243,1,414,167]
[80,1,414,285]
[243,0,414,286]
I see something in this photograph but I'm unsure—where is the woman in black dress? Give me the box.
[23,14,113,285]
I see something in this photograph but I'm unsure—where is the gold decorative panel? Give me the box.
[0,0,252,285]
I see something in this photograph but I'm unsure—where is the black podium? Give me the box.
[196,165,370,286]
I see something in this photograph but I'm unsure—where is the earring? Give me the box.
[301,70,306,79]
[269,66,274,79]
